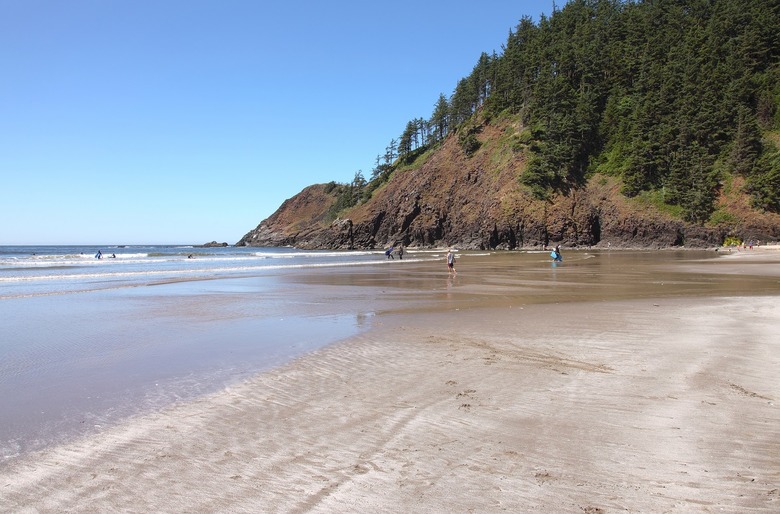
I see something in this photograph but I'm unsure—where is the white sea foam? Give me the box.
[0,244,439,301]
[252,250,382,258]
[0,256,431,283]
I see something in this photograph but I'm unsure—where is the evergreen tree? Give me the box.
[367,0,780,216]
[747,141,780,211]
[730,106,763,176]
[398,121,415,158]
[450,77,477,127]
[384,139,397,165]
[429,94,450,143]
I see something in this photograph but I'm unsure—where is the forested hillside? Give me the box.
[239,0,780,249]
[418,0,779,220]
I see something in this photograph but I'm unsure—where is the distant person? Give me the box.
[552,244,562,262]
[385,246,394,260]
[110,253,116,258]
[447,249,457,275]
[398,246,404,260]
[95,250,102,259]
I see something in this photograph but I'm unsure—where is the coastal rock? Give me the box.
[237,120,780,250]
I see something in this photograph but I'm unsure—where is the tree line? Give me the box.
[341,0,780,223]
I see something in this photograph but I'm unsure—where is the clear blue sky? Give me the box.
[1,0,551,245]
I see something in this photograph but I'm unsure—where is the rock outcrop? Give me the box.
[237,121,780,250]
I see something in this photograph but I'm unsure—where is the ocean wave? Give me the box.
[2,252,150,262]
[252,250,382,259]
[0,245,444,302]
[0,256,434,286]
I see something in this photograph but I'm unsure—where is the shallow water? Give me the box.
[2,247,778,463]
[294,249,780,313]
[1,245,422,461]
[0,276,364,461]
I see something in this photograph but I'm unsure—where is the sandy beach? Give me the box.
[2,248,779,513]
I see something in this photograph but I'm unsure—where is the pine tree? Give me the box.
[730,106,763,176]
[429,94,450,143]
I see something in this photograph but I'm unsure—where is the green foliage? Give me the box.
[723,236,743,247]
[662,142,719,223]
[729,106,763,176]
[429,94,450,143]
[459,134,480,156]
[632,189,685,219]
[324,184,352,221]
[593,142,630,178]
[458,125,482,157]
[364,0,779,222]
[325,172,367,221]
[520,153,553,200]
[474,0,779,219]
[746,141,780,212]
[491,121,529,168]
[399,145,429,166]
[709,209,739,226]
[517,128,533,145]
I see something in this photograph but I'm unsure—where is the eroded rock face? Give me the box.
[237,123,780,250]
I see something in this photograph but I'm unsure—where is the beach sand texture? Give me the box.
[2,248,779,513]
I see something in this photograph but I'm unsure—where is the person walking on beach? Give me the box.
[398,246,404,260]
[385,246,394,259]
[447,248,457,276]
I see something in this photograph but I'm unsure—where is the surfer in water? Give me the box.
[552,244,562,262]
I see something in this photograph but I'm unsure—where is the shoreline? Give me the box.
[2,250,779,512]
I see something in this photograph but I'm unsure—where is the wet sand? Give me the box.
[2,248,779,512]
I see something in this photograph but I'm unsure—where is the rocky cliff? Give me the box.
[237,119,780,250]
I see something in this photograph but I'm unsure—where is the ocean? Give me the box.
[0,244,439,462]
[0,245,409,299]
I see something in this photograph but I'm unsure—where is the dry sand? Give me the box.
[2,249,779,513]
